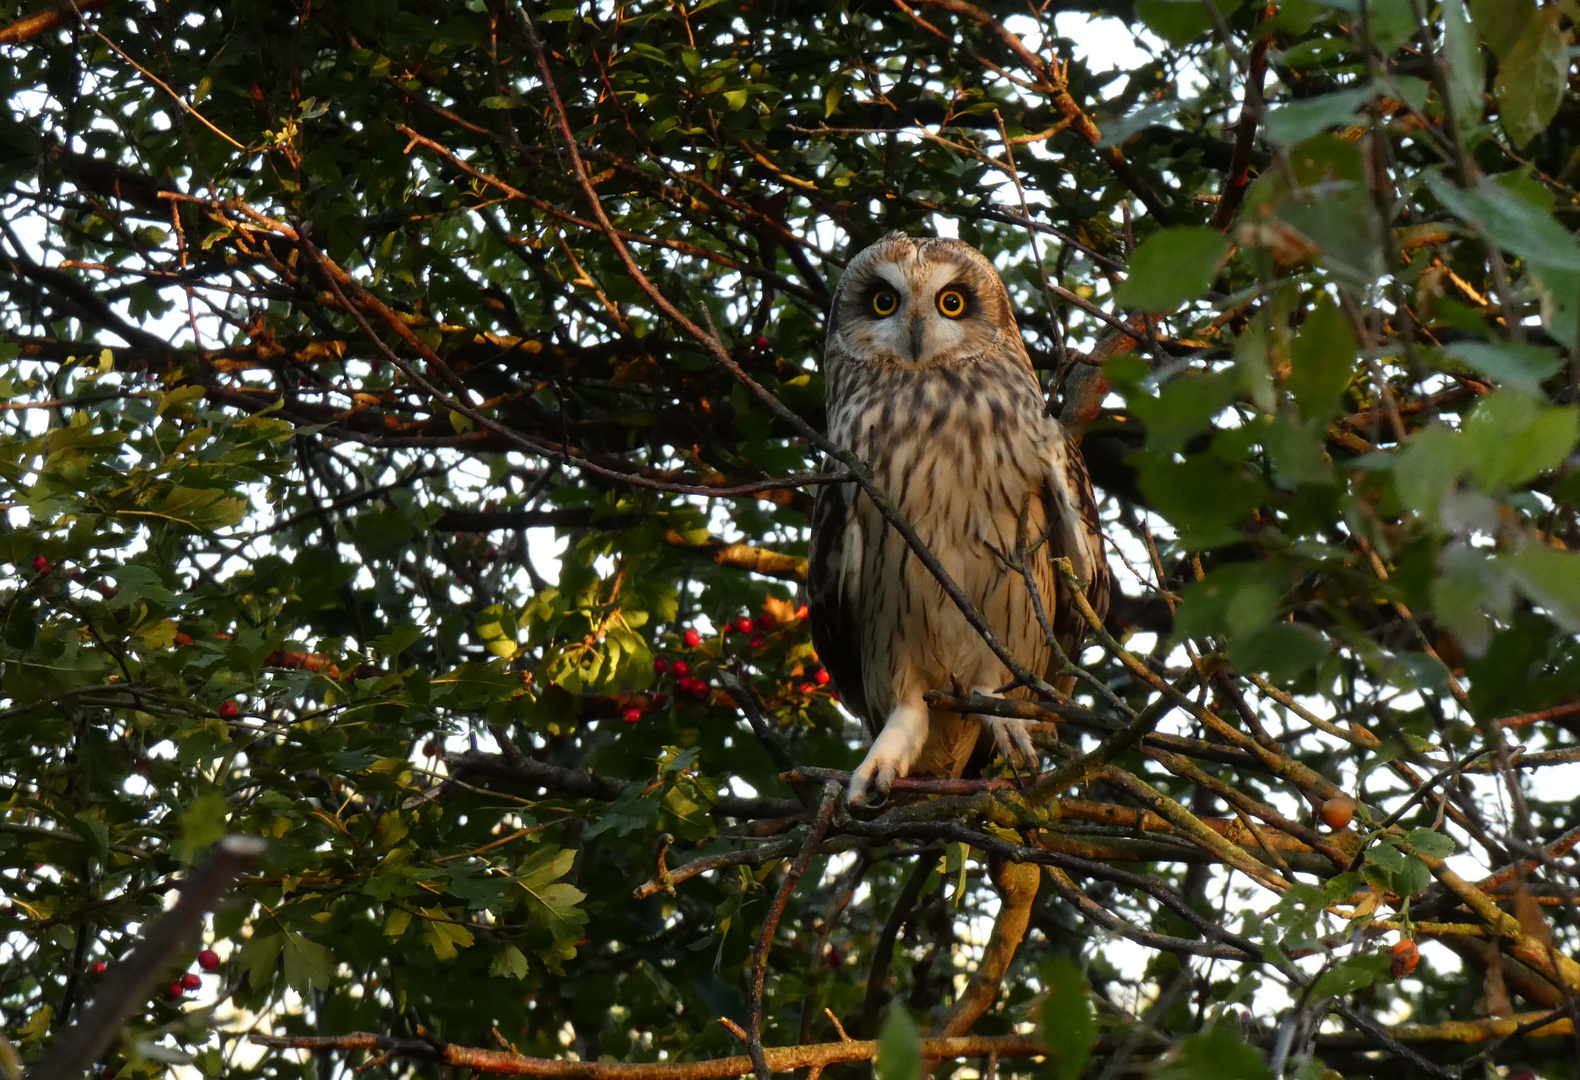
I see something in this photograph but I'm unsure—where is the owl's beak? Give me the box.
[907,315,924,362]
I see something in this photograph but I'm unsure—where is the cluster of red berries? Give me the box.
[649,656,709,711]
[88,947,222,1000]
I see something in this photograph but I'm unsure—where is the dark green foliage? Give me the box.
[3,1,1580,1078]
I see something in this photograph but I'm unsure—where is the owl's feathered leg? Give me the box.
[976,685,1038,770]
[848,698,928,806]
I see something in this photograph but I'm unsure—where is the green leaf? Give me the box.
[1442,340,1563,396]
[1154,1019,1272,1080]
[1441,0,1486,128]
[1407,828,1456,859]
[420,910,475,961]
[875,1007,922,1080]
[370,622,423,661]
[1394,854,1432,897]
[476,604,521,659]
[1135,0,1244,47]
[1461,390,1578,491]
[1425,172,1580,274]
[282,930,335,991]
[1131,368,1239,453]
[180,791,228,862]
[1114,227,1228,311]
[1471,0,1535,59]
[1366,0,1414,53]
[1365,841,1406,874]
[1037,955,1095,1080]
[490,944,530,980]
[1494,9,1567,148]
[1286,296,1357,422]
[1264,86,1376,146]
[1309,952,1391,1000]
[1503,543,1580,633]
[237,932,282,993]
[1228,622,1328,683]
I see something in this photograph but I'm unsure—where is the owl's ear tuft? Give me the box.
[878,229,911,244]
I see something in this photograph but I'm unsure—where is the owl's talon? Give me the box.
[985,715,1039,770]
[848,701,926,806]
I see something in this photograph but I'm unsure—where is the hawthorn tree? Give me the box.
[4,0,1580,1077]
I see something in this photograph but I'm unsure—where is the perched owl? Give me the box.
[807,233,1110,806]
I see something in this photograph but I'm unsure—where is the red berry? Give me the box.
[750,636,764,649]
[32,554,51,573]
[676,676,694,694]
[672,660,691,679]
[422,740,440,757]
[735,617,754,635]
[651,692,668,709]
[484,547,498,558]
[757,613,774,629]
[826,947,845,968]
[623,707,643,723]
[181,972,202,990]
[795,605,808,621]
[754,336,770,350]
[683,628,702,648]
[371,358,384,373]
[169,980,185,998]
[814,666,831,686]
[197,949,220,971]
[219,701,239,718]
[653,658,669,675]
[689,679,708,699]
[799,683,816,694]
[90,961,107,974]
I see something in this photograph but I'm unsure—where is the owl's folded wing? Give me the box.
[806,473,871,729]
[1043,435,1111,665]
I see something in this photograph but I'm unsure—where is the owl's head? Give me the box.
[827,232,1023,369]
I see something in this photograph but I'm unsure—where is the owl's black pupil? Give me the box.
[941,292,962,313]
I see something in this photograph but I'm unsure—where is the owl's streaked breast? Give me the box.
[825,344,1062,751]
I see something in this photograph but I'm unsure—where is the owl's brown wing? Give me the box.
[806,472,871,728]
[1044,435,1110,668]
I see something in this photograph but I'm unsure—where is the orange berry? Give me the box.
[1390,939,1419,979]
[1319,797,1355,830]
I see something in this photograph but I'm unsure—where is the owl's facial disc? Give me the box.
[846,264,983,365]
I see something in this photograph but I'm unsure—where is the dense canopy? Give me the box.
[3,1,1580,1078]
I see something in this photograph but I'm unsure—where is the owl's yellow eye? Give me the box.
[936,288,967,318]
[870,289,899,317]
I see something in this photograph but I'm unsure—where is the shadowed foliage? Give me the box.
[3,1,1580,1077]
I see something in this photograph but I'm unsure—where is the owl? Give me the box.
[807,233,1109,806]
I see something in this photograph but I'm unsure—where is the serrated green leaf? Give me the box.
[1407,828,1456,859]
